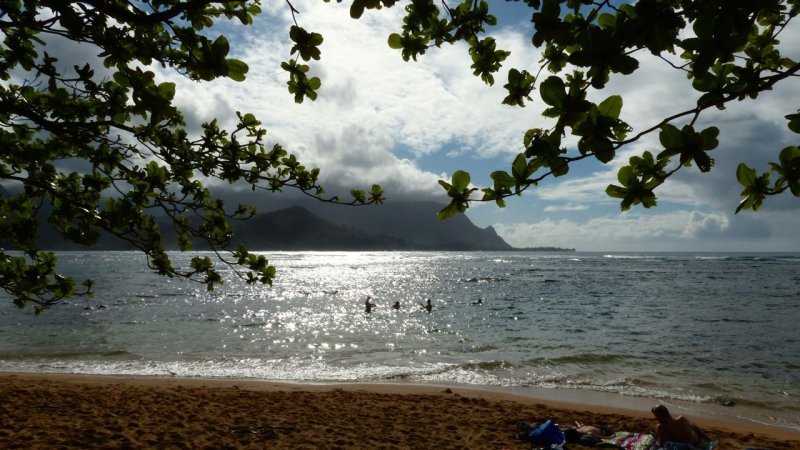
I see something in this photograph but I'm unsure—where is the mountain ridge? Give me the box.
[219,202,513,251]
[29,201,523,251]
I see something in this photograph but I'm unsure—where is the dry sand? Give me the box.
[1,373,798,449]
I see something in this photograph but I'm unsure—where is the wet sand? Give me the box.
[1,373,798,449]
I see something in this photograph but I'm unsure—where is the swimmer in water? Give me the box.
[421,299,432,313]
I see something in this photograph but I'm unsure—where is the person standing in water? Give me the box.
[392,301,400,310]
[421,299,432,313]
[364,296,376,313]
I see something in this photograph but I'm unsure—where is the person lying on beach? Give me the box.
[574,422,613,438]
[651,404,711,446]
[365,296,376,313]
[563,422,614,445]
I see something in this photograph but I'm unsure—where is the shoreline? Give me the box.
[2,372,798,448]
[2,370,796,434]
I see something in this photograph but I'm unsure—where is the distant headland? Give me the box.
[30,200,573,252]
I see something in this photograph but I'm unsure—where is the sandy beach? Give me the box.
[1,373,798,449]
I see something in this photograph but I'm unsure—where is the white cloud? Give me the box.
[492,208,798,252]
[537,171,616,203]
[494,212,689,251]
[308,124,444,198]
[6,1,797,252]
[535,165,709,209]
[542,203,589,212]
[682,211,730,238]
[156,1,548,195]
[107,3,800,249]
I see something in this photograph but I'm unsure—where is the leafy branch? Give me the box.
[0,0,384,311]
[360,0,800,217]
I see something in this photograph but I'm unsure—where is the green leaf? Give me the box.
[539,76,566,109]
[350,189,366,203]
[775,146,800,196]
[388,33,403,49]
[451,170,471,191]
[786,112,800,134]
[700,126,719,150]
[736,163,756,186]
[491,170,515,188]
[211,36,230,59]
[592,139,615,163]
[511,153,529,181]
[240,112,258,127]
[598,95,622,119]
[226,59,248,81]
[503,68,535,107]
[289,26,323,61]
[551,157,569,177]
[369,184,385,203]
[350,0,367,19]
[779,145,800,165]
[606,184,627,199]
[437,202,459,220]
[617,166,636,186]
[620,196,634,211]
[523,128,542,148]
[659,124,683,149]
[157,82,176,99]
[598,13,616,29]
[112,71,130,87]
[735,197,753,214]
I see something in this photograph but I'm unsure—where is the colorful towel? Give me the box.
[602,431,657,450]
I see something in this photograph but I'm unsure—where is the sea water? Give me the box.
[1,251,798,429]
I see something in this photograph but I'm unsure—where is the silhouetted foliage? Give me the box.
[0,1,384,312]
[292,0,799,218]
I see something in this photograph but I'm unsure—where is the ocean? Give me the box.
[1,251,798,430]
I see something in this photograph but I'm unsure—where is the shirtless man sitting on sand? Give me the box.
[652,404,711,446]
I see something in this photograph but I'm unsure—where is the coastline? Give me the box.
[2,372,798,448]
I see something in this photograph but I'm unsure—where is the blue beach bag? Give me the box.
[526,419,565,446]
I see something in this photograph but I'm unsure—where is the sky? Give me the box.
[20,1,800,252]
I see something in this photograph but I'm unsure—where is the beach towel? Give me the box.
[601,431,657,450]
